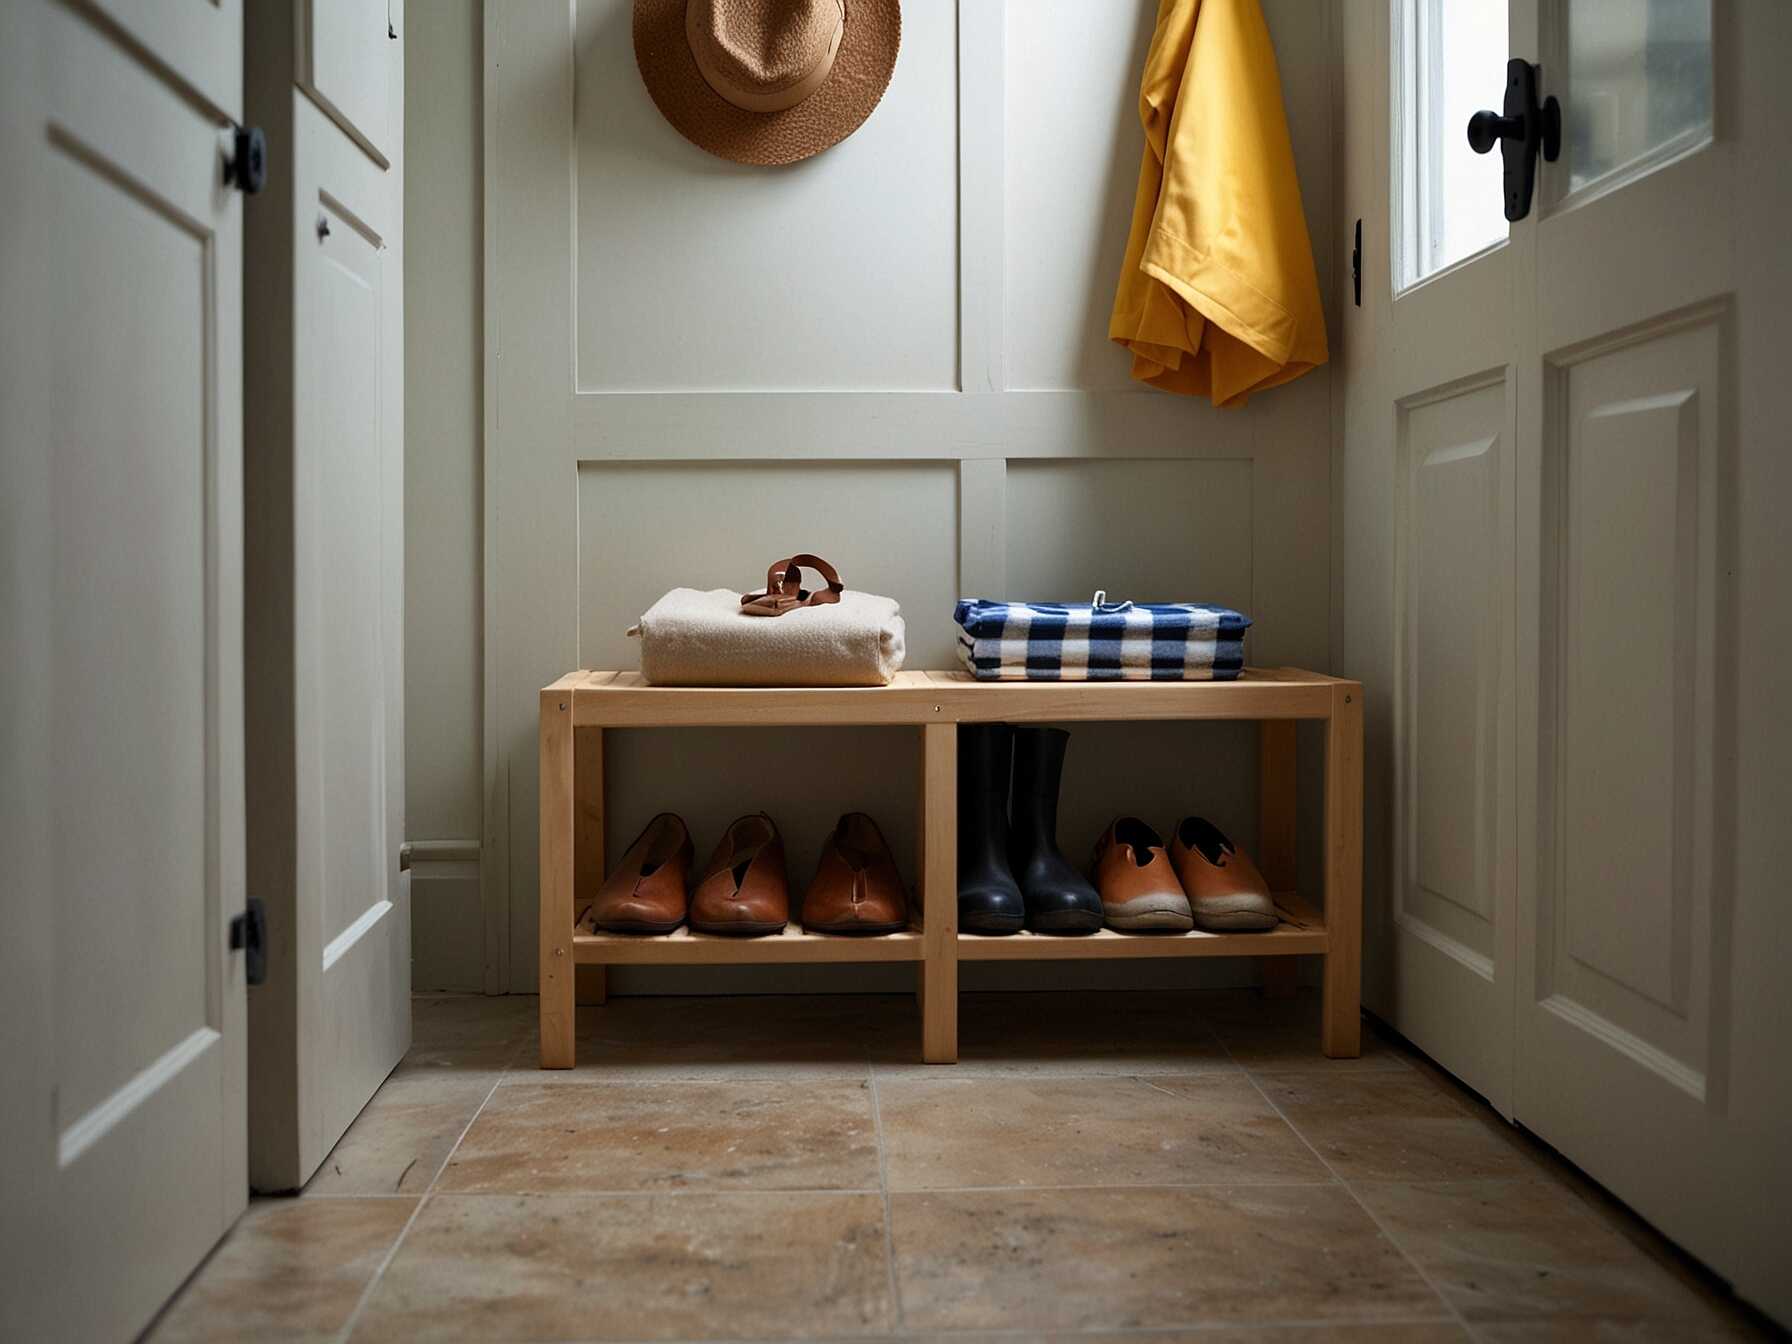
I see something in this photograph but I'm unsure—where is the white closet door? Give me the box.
[289,88,411,1183]
[0,1,248,1338]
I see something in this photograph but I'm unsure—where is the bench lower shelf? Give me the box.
[572,898,1325,965]
[573,923,926,964]
[960,899,1325,960]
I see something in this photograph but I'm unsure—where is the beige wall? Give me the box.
[407,0,1341,994]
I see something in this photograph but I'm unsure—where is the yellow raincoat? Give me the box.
[1109,0,1327,407]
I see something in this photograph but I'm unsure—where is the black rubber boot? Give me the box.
[1009,726,1104,933]
[956,724,1026,934]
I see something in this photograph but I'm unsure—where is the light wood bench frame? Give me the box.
[539,668,1363,1067]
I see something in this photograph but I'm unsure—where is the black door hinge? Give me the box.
[1352,218,1362,307]
[230,898,268,986]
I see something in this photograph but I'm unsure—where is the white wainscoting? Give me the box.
[478,0,1341,991]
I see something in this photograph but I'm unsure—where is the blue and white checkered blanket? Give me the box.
[953,595,1250,681]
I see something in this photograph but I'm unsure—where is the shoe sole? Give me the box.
[1026,910,1104,934]
[1193,906,1281,932]
[803,922,911,936]
[689,921,788,937]
[1103,892,1195,931]
[1107,912,1196,931]
[961,914,1026,935]
[595,919,685,935]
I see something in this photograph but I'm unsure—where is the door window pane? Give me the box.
[1561,0,1712,196]
[1397,0,1509,289]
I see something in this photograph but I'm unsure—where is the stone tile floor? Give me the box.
[146,990,1775,1343]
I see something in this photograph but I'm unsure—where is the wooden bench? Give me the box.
[539,668,1362,1067]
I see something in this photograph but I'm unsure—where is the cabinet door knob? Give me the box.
[226,125,266,195]
[316,214,332,241]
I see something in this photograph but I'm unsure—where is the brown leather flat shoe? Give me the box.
[1170,816,1279,932]
[690,813,789,936]
[588,812,693,934]
[1091,817,1194,932]
[803,812,910,935]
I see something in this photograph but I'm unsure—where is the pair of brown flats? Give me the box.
[1091,816,1281,933]
[587,811,909,937]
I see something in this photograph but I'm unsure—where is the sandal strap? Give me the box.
[740,553,845,616]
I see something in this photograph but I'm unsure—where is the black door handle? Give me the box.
[1466,59,1561,221]
[230,897,268,987]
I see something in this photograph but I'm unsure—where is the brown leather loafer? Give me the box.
[588,812,693,933]
[1170,816,1279,932]
[1091,817,1194,931]
[803,812,910,935]
[690,813,789,936]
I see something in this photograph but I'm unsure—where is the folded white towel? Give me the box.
[630,587,906,687]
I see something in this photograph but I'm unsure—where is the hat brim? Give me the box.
[634,0,900,167]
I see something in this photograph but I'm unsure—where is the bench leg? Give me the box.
[539,690,576,1068]
[1260,957,1300,999]
[1256,719,1299,998]
[919,722,958,1063]
[576,965,607,1006]
[574,727,607,1008]
[1322,685,1363,1058]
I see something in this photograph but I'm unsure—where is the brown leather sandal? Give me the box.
[740,553,846,617]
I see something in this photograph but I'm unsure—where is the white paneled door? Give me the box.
[0,1,249,1339]
[1513,1,1790,1320]
[1359,0,1527,1116]
[285,86,410,1188]
[242,0,407,1192]
[303,0,398,166]
[1344,0,1792,1323]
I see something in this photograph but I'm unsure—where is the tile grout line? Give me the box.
[865,1066,1409,1080]
[385,1177,1361,1199]
[877,1176,1351,1196]
[331,1036,517,1344]
[507,1065,1408,1086]
[419,1030,523,1195]
[427,1185,892,1198]
[1222,1026,1478,1340]
[500,1319,1472,1344]
[865,1070,907,1336]
[410,1320,1473,1344]
[331,1190,432,1344]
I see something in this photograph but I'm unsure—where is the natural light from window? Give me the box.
[1396,0,1509,289]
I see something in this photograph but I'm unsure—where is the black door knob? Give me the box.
[1467,109,1525,155]
[1464,60,1559,221]
[226,125,266,195]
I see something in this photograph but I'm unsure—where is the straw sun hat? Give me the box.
[634,0,901,166]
